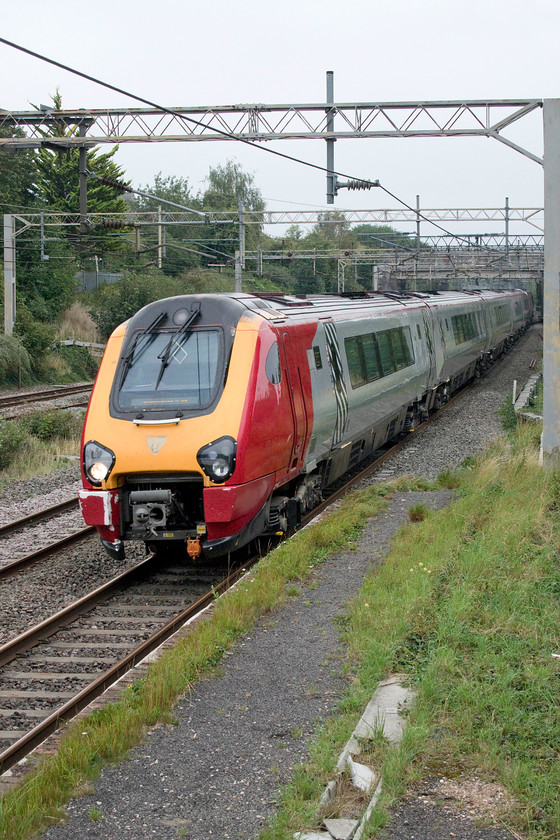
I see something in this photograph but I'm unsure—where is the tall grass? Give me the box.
[0,410,83,481]
[58,302,100,344]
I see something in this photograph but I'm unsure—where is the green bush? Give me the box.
[87,270,186,338]
[0,418,31,470]
[0,334,33,385]
[57,345,99,380]
[15,303,57,375]
[21,409,84,442]
[498,397,518,431]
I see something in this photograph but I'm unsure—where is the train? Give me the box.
[79,288,532,562]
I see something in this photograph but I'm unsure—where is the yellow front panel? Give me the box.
[84,318,259,489]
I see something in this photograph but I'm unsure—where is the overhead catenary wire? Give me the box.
[0,35,495,251]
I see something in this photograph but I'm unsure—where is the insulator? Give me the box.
[95,218,128,229]
[346,179,379,191]
[95,175,130,194]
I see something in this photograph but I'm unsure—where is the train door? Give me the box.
[281,332,308,469]
[422,305,444,384]
[323,320,349,445]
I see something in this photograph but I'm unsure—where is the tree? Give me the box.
[353,223,418,251]
[201,159,265,262]
[314,210,354,245]
[0,127,37,213]
[129,173,204,275]
[32,91,129,251]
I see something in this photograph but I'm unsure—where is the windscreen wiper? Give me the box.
[121,311,167,380]
[154,303,201,390]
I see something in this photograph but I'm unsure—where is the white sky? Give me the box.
[1,0,555,236]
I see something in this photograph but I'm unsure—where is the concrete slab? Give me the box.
[324,817,360,839]
[319,778,338,805]
[294,833,331,840]
[354,676,416,745]
[348,756,377,793]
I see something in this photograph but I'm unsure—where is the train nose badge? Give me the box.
[146,436,167,455]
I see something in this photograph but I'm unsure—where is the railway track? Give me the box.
[0,498,89,580]
[0,414,437,778]
[0,383,92,413]
[0,555,251,775]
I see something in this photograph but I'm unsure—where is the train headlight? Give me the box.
[83,440,116,486]
[196,436,236,484]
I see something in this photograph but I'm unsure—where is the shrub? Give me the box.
[0,418,31,470]
[0,334,32,385]
[22,409,84,442]
[57,346,99,380]
[498,397,518,431]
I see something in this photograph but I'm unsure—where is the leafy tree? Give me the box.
[0,127,37,212]
[285,224,303,242]
[314,210,354,246]
[133,172,200,213]
[353,223,418,251]
[129,173,204,275]
[201,159,265,263]
[203,159,265,213]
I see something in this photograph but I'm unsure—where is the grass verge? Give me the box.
[261,423,560,840]
[0,409,83,483]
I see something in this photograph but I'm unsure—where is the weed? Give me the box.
[21,409,83,442]
[498,397,517,431]
[0,418,31,470]
[408,503,429,522]
[261,426,560,840]
[89,806,102,821]
[436,470,460,489]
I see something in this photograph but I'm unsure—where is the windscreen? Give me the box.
[117,328,222,412]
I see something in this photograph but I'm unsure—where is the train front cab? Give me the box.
[79,296,315,562]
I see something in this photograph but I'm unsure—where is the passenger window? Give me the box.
[376,332,394,376]
[344,336,365,388]
[388,328,407,370]
[402,327,415,365]
[362,334,381,381]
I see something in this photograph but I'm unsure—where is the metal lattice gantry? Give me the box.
[0,99,544,163]
[4,206,544,230]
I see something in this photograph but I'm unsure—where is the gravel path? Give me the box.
[2,326,541,838]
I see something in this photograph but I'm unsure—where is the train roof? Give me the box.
[236,289,527,320]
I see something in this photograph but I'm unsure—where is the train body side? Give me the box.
[79,288,531,561]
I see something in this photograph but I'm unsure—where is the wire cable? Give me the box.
[0,36,373,186]
[0,35,497,251]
